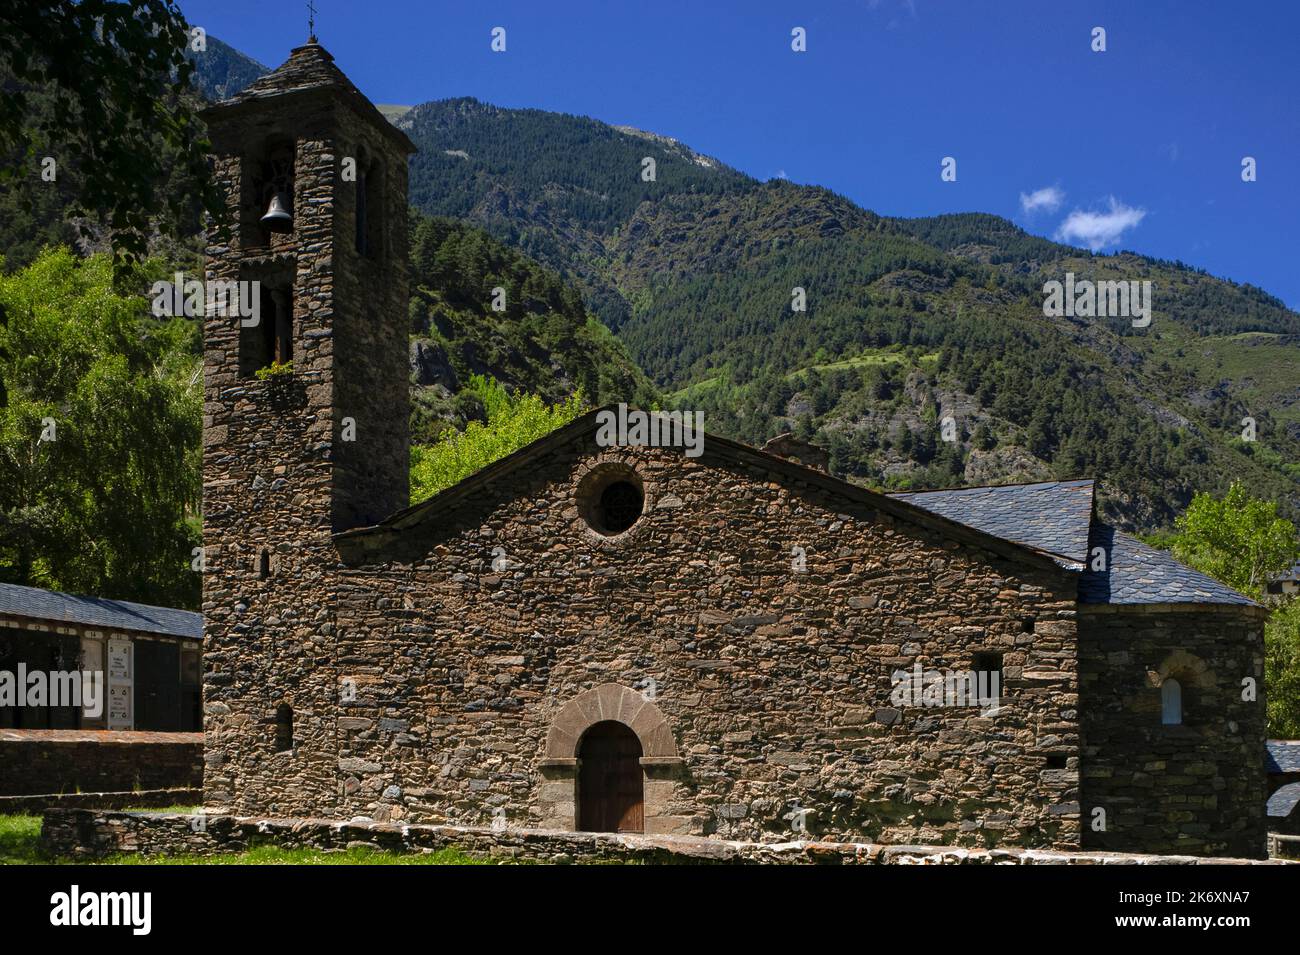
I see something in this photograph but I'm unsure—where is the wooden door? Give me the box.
[578,721,644,833]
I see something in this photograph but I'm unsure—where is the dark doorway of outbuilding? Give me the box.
[134,640,181,731]
[578,720,644,833]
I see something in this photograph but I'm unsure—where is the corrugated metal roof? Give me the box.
[0,582,201,640]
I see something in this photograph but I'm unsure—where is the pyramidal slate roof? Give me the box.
[891,479,1095,566]
[0,581,201,640]
[891,479,1256,607]
[223,39,362,104]
[205,40,415,152]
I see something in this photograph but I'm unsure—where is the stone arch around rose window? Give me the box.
[570,452,657,550]
[537,683,689,835]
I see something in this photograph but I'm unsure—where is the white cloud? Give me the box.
[1054,196,1146,251]
[1019,186,1065,215]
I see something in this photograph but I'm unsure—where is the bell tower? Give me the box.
[198,40,415,813]
[201,38,415,534]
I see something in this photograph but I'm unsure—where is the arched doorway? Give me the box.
[539,684,685,834]
[578,721,643,833]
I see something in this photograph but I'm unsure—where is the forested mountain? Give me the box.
[183,35,268,102]
[399,97,752,330]
[406,213,656,442]
[395,97,1300,532]
[9,43,1300,534]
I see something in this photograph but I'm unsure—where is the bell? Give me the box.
[259,192,293,233]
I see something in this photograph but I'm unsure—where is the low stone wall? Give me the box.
[0,787,200,814]
[0,730,203,797]
[39,809,1289,865]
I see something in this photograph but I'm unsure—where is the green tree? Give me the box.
[409,376,587,502]
[1265,599,1300,738]
[1170,482,1299,598]
[1168,482,1300,737]
[0,248,201,606]
[0,1,218,273]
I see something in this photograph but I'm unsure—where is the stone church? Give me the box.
[198,41,1269,857]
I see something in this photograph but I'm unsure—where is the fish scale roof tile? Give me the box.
[891,479,1256,607]
[891,479,1095,564]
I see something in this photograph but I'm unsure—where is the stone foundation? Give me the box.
[39,809,1288,865]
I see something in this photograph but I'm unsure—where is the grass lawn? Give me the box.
[0,813,500,865]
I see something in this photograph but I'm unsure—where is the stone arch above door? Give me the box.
[538,684,689,835]
[544,683,679,761]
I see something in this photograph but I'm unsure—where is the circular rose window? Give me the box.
[577,465,645,537]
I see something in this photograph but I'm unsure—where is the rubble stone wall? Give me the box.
[39,809,1287,865]
[1079,604,1269,858]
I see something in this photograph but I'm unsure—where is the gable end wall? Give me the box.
[318,438,1083,846]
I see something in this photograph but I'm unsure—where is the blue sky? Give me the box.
[181,0,1300,308]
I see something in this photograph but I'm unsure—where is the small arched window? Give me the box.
[275,703,294,752]
[1161,678,1182,725]
[257,549,272,579]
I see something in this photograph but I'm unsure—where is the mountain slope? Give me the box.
[407,213,657,442]
[397,97,752,329]
[397,98,1300,531]
[184,36,269,101]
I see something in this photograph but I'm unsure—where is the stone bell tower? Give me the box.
[198,39,415,813]
[201,38,414,535]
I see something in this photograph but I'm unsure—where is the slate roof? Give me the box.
[891,479,1095,566]
[890,479,1256,607]
[222,39,361,104]
[1273,560,1300,583]
[1269,785,1300,818]
[1265,740,1300,829]
[0,582,201,640]
[1267,740,1300,775]
[1079,524,1256,606]
[205,40,415,153]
